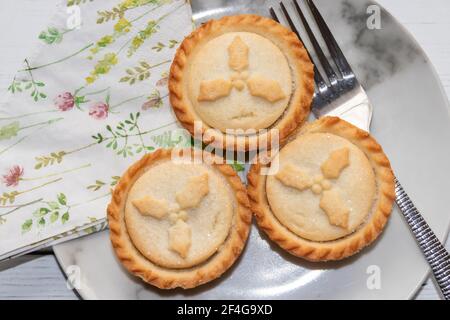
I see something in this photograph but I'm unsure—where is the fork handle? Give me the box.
[395,178,450,299]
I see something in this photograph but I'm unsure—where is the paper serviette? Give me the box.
[0,0,193,256]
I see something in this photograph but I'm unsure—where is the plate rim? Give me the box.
[374,0,450,300]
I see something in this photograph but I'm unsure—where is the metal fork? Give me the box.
[271,0,450,299]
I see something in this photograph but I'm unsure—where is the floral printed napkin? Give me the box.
[0,0,193,257]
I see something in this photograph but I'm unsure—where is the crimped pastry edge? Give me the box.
[169,14,314,151]
[247,117,396,261]
[108,148,252,289]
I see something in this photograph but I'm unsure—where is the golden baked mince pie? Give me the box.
[169,14,314,150]
[108,149,251,289]
[247,117,396,261]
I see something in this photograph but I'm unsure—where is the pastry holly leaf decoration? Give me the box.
[132,173,209,258]
[197,36,286,103]
[276,148,351,229]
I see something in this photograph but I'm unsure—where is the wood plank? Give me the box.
[0,254,77,299]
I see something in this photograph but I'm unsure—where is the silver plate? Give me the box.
[55,0,450,299]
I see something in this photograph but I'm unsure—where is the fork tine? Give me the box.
[306,0,354,78]
[269,7,280,22]
[271,6,326,90]
[278,2,302,43]
[288,0,338,86]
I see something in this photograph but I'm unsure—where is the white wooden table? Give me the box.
[0,0,449,300]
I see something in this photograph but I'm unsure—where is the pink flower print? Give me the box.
[2,165,24,187]
[54,92,75,111]
[156,76,169,87]
[89,102,109,120]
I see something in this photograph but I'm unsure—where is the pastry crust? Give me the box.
[169,14,314,151]
[247,117,396,261]
[108,149,252,289]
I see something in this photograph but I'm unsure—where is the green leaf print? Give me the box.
[87,180,106,191]
[229,161,245,173]
[82,216,103,234]
[91,0,172,58]
[91,113,179,158]
[86,1,183,82]
[1,119,63,143]
[111,176,121,186]
[86,175,122,192]
[0,118,64,158]
[7,79,22,94]
[67,0,93,6]
[34,151,66,170]
[33,207,50,217]
[16,191,111,233]
[39,27,63,44]
[21,194,71,232]
[96,0,169,24]
[50,211,60,223]
[95,112,155,158]
[151,39,178,51]
[125,3,184,57]
[47,201,60,210]
[152,42,165,52]
[127,20,159,57]
[1,191,19,205]
[84,226,97,234]
[86,53,118,84]
[119,60,169,85]
[97,9,123,24]
[89,36,116,58]
[0,122,20,141]
[99,0,164,19]
[168,39,178,48]
[91,1,173,58]
[9,62,47,102]
[0,179,61,207]
[61,212,70,224]
[38,217,46,227]
[120,61,150,85]
[57,193,67,206]
[151,130,191,148]
[22,219,33,233]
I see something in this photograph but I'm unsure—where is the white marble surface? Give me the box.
[0,0,449,300]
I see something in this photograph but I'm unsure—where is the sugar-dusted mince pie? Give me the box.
[108,149,251,289]
[247,117,396,261]
[169,14,314,150]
